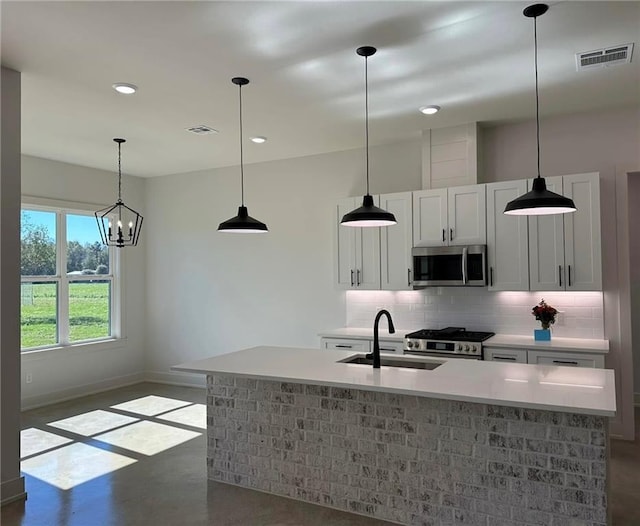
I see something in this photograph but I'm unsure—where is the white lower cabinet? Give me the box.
[527,350,605,369]
[321,338,370,352]
[320,337,403,355]
[375,340,404,355]
[484,347,527,363]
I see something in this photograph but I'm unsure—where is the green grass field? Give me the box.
[21,282,110,349]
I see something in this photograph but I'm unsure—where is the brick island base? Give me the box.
[206,375,609,526]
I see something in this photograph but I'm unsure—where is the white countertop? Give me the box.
[173,346,616,417]
[485,334,609,354]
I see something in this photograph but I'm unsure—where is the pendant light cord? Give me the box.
[534,13,541,179]
[364,55,370,195]
[117,141,123,203]
[238,83,245,207]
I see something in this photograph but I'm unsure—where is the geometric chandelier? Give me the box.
[95,138,144,247]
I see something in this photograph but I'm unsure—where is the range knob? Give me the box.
[456,344,463,352]
[407,340,414,348]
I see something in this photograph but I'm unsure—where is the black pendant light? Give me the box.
[218,77,268,233]
[95,138,144,247]
[504,4,577,216]
[341,46,397,228]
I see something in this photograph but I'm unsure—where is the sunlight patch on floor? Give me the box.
[157,403,206,429]
[94,420,201,455]
[20,428,73,459]
[48,409,139,436]
[110,395,193,416]
[20,442,137,490]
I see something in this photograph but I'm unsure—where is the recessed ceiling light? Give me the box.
[250,136,267,144]
[112,83,138,95]
[419,105,440,115]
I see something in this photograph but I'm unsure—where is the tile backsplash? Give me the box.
[346,289,604,339]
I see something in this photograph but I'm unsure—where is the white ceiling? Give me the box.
[2,1,639,178]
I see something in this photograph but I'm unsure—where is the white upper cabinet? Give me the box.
[413,185,485,247]
[412,188,447,246]
[563,173,602,291]
[335,197,381,290]
[529,172,602,291]
[380,192,413,290]
[486,180,529,291]
[448,185,486,245]
[528,176,565,291]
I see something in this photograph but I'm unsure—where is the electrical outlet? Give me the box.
[25,373,33,384]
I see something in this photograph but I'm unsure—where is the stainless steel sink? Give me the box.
[338,354,443,370]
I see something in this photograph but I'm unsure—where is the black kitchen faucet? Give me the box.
[367,309,395,369]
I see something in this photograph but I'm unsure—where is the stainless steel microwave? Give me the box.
[412,245,487,288]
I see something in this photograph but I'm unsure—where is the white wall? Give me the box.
[144,140,422,383]
[20,155,147,408]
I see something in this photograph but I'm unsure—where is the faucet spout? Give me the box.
[371,309,395,369]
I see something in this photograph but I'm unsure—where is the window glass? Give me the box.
[67,214,109,275]
[21,281,58,348]
[21,210,57,276]
[69,281,111,342]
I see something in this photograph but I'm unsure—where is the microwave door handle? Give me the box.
[462,247,468,284]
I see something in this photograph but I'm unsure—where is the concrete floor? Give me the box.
[1,382,639,526]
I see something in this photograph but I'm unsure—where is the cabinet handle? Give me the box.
[350,269,354,287]
[380,348,395,352]
[552,360,579,366]
[407,268,412,287]
[357,269,361,286]
[558,265,562,287]
[493,355,517,361]
[450,228,453,241]
[442,229,446,243]
[490,267,494,287]
[335,344,353,349]
[568,265,572,287]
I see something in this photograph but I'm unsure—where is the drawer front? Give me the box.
[527,350,605,369]
[320,338,371,353]
[378,340,404,355]
[484,348,528,363]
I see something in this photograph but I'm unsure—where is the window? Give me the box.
[21,203,120,351]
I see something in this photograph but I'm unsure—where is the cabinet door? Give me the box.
[563,173,602,291]
[377,340,404,355]
[484,347,528,363]
[527,350,605,369]
[448,184,486,245]
[354,196,381,290]
[413,189,448,247]
[380,192,413,290]
[335,198,357,289]
[320,338,371,353]
[486,181,529,291]
[528,176,565,291]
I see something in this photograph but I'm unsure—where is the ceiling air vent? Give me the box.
[576,43,634,71]
[186,125,218,135]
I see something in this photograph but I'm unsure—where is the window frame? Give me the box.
[20,195,124,353]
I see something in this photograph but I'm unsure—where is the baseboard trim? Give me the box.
[21,372,145,411]
[144,370,206,388]
[1,476,26,506]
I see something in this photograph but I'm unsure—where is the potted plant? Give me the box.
[532,299,557,341]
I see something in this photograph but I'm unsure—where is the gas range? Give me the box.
[404,327,495,359]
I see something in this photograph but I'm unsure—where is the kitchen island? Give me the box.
[174,346,616,526]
